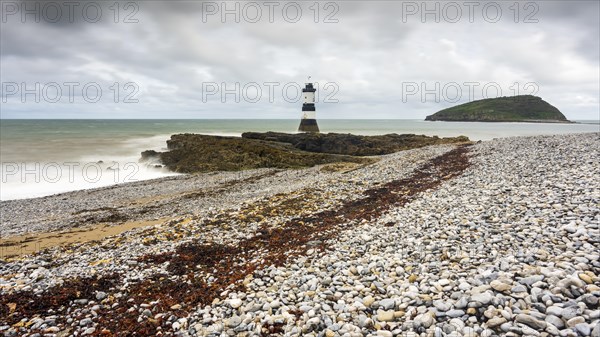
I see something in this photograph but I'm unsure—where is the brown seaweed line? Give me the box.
[0,145,471,336]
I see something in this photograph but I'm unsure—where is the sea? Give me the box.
[1,119,598,201]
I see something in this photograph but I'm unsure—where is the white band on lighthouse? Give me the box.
[302,111,316,119]
[304,92,315,104]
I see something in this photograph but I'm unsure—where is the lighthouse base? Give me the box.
[298,119,320,133]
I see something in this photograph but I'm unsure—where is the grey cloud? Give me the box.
[1,0,598,120]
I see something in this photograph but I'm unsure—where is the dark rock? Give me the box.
[579,294,599,308]
[140,150,160,161]
[241,132,469,156]
[141,133,469,174]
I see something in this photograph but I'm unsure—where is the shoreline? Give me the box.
[2,122,599,201]
[0,133,599,336]
[0,131,598,246]
[2,129,598,202]
[0,137,457,254]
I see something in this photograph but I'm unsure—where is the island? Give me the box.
[425,95,570,123]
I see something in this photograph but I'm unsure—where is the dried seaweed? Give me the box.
[0,145,471,336]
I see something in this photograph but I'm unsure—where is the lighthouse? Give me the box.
[298,81,320,133]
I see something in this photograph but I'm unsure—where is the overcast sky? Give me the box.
[1,0,598,119]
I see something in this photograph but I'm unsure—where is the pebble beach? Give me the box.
[1,132,599,337]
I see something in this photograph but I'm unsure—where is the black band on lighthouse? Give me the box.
[302,83,316,93]
[298,119,319,132]
[302,104,315,111]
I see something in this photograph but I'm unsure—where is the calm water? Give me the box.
[1,119,598,200]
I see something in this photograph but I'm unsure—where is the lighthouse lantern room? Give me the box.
[298,82,319,133]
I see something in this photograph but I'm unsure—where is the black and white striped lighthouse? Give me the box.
[298,81,319,133]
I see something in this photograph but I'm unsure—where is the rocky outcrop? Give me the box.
[146,134,370,173]
[241,132,469,156]
[142,133,469,173]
